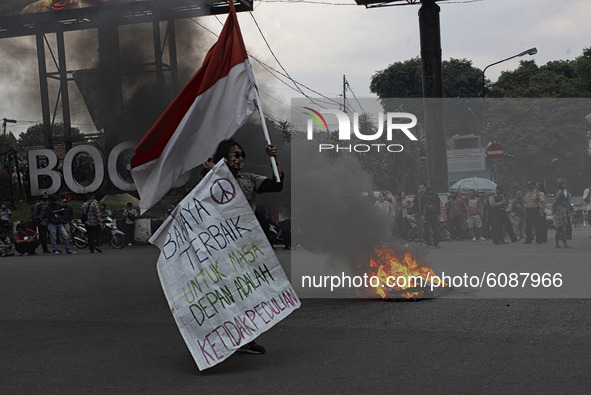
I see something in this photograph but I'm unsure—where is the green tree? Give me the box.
[17,123,82,148]
[490,60,584,98]
[370,57,423,98]
[370,57,485,98]
[0,133,17,155]
[490,49,591,98]
[371,58,487,140]
[485,48,591,193]
[485,99,590,193]
[573,48,591,93]
[370,49,591,194]
[0,133,18,200]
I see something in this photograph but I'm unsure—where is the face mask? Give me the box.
[426,187,432,192]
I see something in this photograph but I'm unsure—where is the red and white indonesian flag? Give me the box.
[131,3,257,214]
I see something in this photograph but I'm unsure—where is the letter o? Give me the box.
[63,145,104,194]
[387,144,404,153]
[397,276,407,288]
[352,276,363,287]
[369,276,380,288]
[353,144,370,153]
[107,141,136,191]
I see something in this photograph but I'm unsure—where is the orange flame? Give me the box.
[368,246,443,299]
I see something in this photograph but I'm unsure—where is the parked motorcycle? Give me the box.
[101,218,126,249]
[71,218,126,249]
[71,221,89,249]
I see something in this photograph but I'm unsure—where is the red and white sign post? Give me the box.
[486,143,505,162]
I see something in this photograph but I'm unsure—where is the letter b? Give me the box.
[28,149,62,196]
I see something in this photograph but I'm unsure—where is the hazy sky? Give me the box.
[1,0,590,136]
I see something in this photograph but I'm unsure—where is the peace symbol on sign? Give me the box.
[210,178,237,205]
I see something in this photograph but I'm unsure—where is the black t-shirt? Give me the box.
[422,191,441,216]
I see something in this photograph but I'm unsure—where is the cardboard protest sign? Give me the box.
[150,160,300,371]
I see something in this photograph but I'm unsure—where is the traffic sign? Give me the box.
[486,143,505,161]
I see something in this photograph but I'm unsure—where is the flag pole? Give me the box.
[253,88,281,183]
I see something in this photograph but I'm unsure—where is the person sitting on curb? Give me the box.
[0,202,12,234]
[14,224,40,256]
[0,229,15,257]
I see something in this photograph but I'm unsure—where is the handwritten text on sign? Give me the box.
[150,160,300,371]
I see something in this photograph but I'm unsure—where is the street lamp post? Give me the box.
[481,47,538,99]
[481,47,537,142]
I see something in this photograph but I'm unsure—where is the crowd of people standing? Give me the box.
[0,192,138,257]
[375,178,582,249]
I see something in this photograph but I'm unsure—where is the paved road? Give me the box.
[1,231,591,393]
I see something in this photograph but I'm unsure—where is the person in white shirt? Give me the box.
[583,181,591,228]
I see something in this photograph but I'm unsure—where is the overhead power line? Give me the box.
[190,14,342,110]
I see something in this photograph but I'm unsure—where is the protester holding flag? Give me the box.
[204,139,283,212]
[203,139,284,355]
[131,0,257,214]
[132,1,297,367]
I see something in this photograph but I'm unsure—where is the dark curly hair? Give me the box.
[556,178,565,189]
[212,139,244,163]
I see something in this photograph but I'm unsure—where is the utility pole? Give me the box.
[353,0,449,191]
[419,0,448,192]
[2,118,17,135]
[342,74,348,114]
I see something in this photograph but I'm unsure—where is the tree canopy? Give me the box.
[17,123,82,148]
[491,48,591,98]
[369,48,591,194]
[370,57,484,98]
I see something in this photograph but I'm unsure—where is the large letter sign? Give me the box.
[63,145,105,194]
[29,149,61,196]
[150,160,300,371]
[27,141,181,196]
[107,142,136,192]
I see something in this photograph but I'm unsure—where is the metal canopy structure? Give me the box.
[0,0,252,194]
[0,1,252,145]
[354,0,449,8]
[0,0,253,39]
